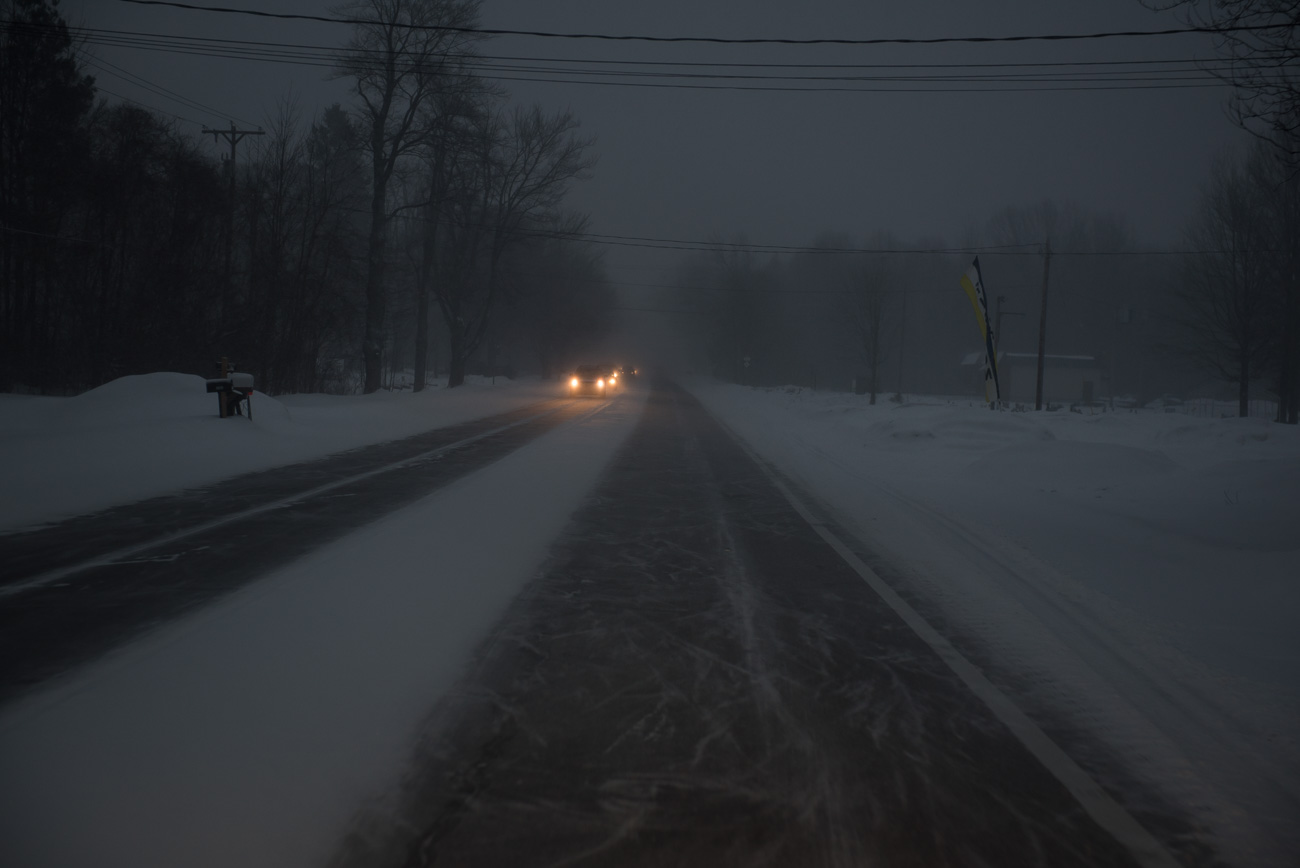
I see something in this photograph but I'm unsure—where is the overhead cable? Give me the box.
[6,21,1246,94]
[82,56,257,125]
[114,0,1283,46]
[19,21,1276,71]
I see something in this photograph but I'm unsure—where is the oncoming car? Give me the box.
[568,365,611,397]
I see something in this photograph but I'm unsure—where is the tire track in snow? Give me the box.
[332,380,1151,868]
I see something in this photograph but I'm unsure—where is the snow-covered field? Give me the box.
[686,381,1300,866]
[0,372,563,532]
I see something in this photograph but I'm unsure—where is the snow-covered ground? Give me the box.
[686,381,1300,867]
[0,373,563,531]
[0,378,646,868]
[1,374,1296,865]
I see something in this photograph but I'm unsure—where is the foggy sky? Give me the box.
[66,0,1248,286]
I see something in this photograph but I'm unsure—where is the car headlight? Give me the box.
[571,377,578,387]
[597,379,604,387]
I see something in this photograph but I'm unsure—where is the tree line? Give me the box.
[665,211,1171,405]
[665,171,1298,424]
[666,0,1300,423]
[0,0,609,396]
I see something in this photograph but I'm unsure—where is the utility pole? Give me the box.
[202,121,264,326]
[1034,237,1052,410]
[995,294,1025,405]
[895,284,907,400]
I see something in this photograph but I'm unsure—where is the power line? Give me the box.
[475,62,1230,83]
[601,277,1046,296]
[470,53,1283,72]
[471,74,1226,94]
[2,221,1269,261]
[44,22,1278,72]
[115,0,1280,47]
[260,186,1212,256]
[606,306,702,314]
[10,21,1257,93]
[380,209,1217,257]
[0,140,1214,258]
[93,84,203,125]
[82,56,259,126]
[567,231,1038,254]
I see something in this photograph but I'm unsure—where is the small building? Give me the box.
[961,351,1103,405]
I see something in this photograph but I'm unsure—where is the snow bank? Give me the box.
[0,373,565,531]
[698,386,1299,554]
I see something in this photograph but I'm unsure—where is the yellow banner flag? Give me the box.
[960,257,1001,403]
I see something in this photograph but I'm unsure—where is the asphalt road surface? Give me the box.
[2,379,1198,866]
[0,397,594,705]
[329,382,1180,868]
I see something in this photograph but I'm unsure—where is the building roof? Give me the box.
[961,351,1098,368]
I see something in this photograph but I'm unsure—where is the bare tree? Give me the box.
[842,258,894,404]
[1174,149,1274,415]
[1145,1,1300,169]
[1250,142,1300,421]
[985,199,1134,253]
[241,100,367,393]
[1141,4,1299,418]
[407,88,490,392]
[691,239,782,385]
[501,239,615,379]
[334,0,484,393]
[432,105,594,387]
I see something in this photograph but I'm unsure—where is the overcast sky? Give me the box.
[65,0,1249,282]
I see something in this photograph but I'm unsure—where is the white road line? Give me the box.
[0,401,591,601]
[743,449,1183,868]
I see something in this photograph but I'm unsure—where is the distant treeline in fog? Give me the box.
[649,151,1298,423]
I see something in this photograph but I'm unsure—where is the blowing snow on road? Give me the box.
[2,374,1294,867]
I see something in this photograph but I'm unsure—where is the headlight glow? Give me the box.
[597,379,604,387]
[571,377,578,387]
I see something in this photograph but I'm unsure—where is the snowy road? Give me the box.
[330,382,1177,868]
[0,378,1257,867]
[0,396,589,705]
[687,382,1300,868]
[0,386,644,868]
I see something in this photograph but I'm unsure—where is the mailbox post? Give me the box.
[218,356,231,418]
[205,357,254,419]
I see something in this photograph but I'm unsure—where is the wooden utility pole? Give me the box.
[202,122,263,325]
[895,284,907,399]
[1034,237,1052,410]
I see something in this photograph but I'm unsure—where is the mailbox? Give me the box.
[205,372,255,419]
